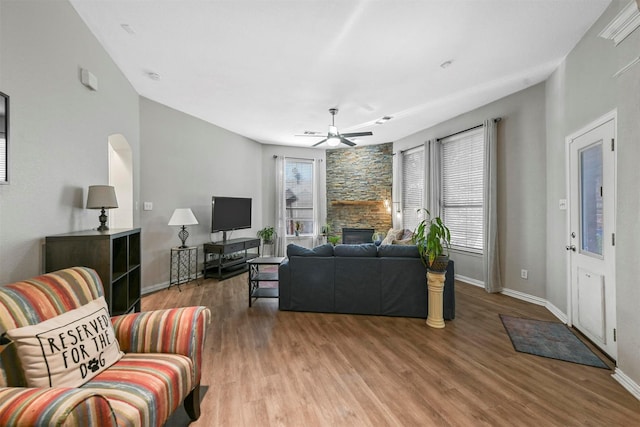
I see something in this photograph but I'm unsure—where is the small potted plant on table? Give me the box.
[257,226,277,255]
[257,226,276,244]
[412,208,451,328]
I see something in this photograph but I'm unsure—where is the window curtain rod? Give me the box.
[399,144,424,154]
[273,155,323,162]
[436,118,501,142]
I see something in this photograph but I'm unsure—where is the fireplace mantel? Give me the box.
[331,200,380,206]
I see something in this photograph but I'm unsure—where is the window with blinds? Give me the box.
[402,146,424,232]
[284,158,315,236]
[440,128,484,252]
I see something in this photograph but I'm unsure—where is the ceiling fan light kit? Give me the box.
[327,137,341,146]
[298,108,373,148]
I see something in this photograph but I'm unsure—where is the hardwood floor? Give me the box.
[143,275,640,426]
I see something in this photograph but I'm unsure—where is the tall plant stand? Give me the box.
[426,270,446,328]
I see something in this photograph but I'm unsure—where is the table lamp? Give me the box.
[86,185,119,231]
[168,208,199,248]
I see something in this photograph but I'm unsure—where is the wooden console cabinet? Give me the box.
[203,237,260,280]
[45,228,141,316]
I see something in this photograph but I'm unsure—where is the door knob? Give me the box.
[566,245,576,252]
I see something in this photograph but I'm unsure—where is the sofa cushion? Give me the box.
[82,352,194,427]
[4,296,124,388]
[334,243,377,257]
[287,243,334,257]
[377,244,421,258]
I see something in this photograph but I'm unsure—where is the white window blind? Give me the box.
[441,128,484,252]
[284,158,315,236]
[402,146,424,232]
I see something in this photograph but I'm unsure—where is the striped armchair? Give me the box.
[0,267,211,427]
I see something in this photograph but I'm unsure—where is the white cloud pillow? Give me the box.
[5,296,124,388]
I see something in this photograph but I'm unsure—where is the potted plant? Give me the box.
[294,221,303,236]
[328,235,340,246]
[412,208,451,329]
[321,224,331,236]
[412,208,451,272]
[257,226,276,244]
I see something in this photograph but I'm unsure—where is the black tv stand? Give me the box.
[203,237,260,280]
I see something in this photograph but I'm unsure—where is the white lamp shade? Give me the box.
[168,208,199,226]
[86,185,118,209]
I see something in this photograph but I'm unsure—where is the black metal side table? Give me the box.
[247,257,285,306]
[170,246,199,291]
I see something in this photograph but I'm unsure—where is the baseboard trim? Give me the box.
[612,368,640,401]
[455,274,484,288]
[142,281,169,295]
[501,287,546,307]
[142,273,205,295]
[545,301,568,323]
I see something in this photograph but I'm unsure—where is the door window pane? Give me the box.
[285,159,314,235]
[580,143,603,256]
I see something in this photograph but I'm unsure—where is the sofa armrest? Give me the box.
[0,387,116,426]
[111,306,211,383]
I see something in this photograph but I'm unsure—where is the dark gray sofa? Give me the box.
[278,243,455,319]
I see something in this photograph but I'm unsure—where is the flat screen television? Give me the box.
[211,196,252,237]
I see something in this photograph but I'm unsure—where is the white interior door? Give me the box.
[567,115,616,360]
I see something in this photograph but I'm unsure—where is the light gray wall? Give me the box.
[394,83,547,295]
[140,97,263,290]
[545,0,640,385]
[0,0,140,284]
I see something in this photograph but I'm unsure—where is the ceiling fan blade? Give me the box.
[294,133,326,137]
[312,139,327,147]
[340,136,356,147]
[341,131,373,138]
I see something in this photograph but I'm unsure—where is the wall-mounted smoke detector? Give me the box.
[375,116,393,125]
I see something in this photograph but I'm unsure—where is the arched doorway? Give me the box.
[108,134,133,229]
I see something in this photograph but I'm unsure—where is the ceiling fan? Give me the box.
[297,108,373,147]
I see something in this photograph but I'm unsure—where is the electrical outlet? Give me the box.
[520,269,528,280]
[143,202,153,211]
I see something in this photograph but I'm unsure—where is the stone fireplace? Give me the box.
[326,143,393,243]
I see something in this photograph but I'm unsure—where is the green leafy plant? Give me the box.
[257,226,276,243]
[328,235,340,246]
[412,208,451,270]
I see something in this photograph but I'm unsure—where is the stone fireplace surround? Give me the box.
[326,143,393,243]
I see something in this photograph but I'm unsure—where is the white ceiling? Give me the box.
[69,0,611,148]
